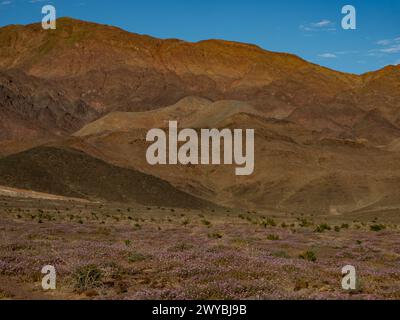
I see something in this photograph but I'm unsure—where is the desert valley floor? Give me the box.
[1,194,399,300]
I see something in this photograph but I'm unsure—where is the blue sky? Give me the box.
[1,0,399,74]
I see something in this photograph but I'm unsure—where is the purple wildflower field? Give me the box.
[0,197,399,300]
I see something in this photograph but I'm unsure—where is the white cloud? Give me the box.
[371,37,400,55]
[380,45,400,53]
[299,20,336,33]
[377,37,400,46]
[1,1,12,5]
[318,53,337,58]
[312,20,333,27]
[377,39,391,46]
[335,50,359,55]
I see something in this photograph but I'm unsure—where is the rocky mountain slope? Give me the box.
[1,18,397,140]
[0,146,214,208]
[1,18,400,212]
[71,97,400,214]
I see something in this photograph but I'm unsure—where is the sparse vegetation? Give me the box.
[73,264,103,291]
[208,232,223,239]
[370,224,386,232]
[299,250,317,262]
[314,223,331,233]
[267,234,280,241]
[128,252,147,263]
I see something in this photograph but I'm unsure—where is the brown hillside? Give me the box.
[0,146,215,209]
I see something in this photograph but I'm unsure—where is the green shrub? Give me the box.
[128,252,147,263]
[314,223,331,233]
[299,250,317,262]
[73,264,103,291]
[272,251,290,259]
[370,224,386,232]
[208,232,223,239]
[262,218,276,228]
[171,243,194,252]
[298,218,313,227]
[267,234,280,241]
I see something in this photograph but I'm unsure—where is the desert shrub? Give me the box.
[334,226,341,232]
[272,250,290,259]
[170,242,193,252]
[128,252,147,263]
[267,234,280,241]
[182,218,190,226]
[314,223,331,233]
[262,218,276,228]
[201,219,211,227]
[341,223,349,229]
[294,279,309,291]
[298,218,313,227]
[73,264,103,291]
[370,224,386,232]
[299,250,317,262]
[124,240,132,247]
[266,218,277,227]
[208,232,223,239]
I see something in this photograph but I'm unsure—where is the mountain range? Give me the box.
[1,17,400,214]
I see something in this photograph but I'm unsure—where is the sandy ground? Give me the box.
[0,196,399,300]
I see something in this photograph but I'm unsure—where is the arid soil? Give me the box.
[1,196,399,300]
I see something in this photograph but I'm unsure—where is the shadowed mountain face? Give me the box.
[0,70,98,139]
[0,146,214,209]
[1,18,400,212]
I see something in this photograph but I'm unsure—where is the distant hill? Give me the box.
[0,146,215,209]
[70,97,400,215]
